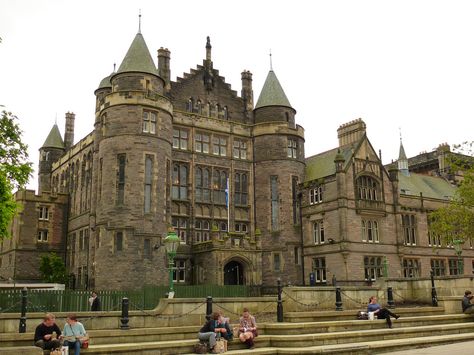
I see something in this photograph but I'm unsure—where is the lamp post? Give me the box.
[164,228,180,295]
[453,239,464,275]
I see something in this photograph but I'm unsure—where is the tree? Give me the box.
[39,253,68,284]
[429,142,474,245]
[0,109,33,239]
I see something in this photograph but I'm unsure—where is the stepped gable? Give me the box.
[169,37,247,123]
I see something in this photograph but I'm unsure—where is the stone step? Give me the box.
[2,313,471,348]
[264,313,474,335]
[79,319,474,354]
[284,306,444,322]
[218,333,474,354]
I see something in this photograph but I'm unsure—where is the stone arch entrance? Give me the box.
[224,260,244,285]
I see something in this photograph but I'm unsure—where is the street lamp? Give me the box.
[453,239,464,275]
[164,228,180,296]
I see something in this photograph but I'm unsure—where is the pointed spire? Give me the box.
[41,124,64,149]
[398,131,409,176]
[116,33,158,76]
[255,70,292,109]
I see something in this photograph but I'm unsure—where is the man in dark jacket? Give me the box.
[90,291,101,311]
[34,313,61,350]
[462,290,474,314]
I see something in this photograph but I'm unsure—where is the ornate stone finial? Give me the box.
[113,63,116,72]
[206,36,212,61]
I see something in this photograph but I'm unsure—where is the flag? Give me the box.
[225,177,229,208]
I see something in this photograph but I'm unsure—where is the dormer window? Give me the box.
[356,176,380,201]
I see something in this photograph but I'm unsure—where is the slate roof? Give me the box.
[255,70,292,109]
[117,33,157,76]
[42,124,64,149]
[398,173,456,200]
[305,146,354,182]
[97,73,113,90]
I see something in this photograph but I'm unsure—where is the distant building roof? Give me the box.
[255,70,292,109]
[398,172,456,200]
[41,124,64,149]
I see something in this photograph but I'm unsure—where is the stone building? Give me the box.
[301,119,473,284]
[1,29,472,289]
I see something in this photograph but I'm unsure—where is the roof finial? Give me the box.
[399,127,402,143]
[269,49,273,71]
[113,62,116,72]
[55,113,57,125]
[138,9,142,33]
[206,36,212,61]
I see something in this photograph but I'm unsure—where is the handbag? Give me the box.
[81,339,89,349]
[193,342,208,354]
[214,339,227,353]
[357,311,369,320]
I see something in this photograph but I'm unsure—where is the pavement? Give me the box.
[384,340,474,355]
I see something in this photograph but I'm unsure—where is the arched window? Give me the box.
[196,100,202,115]
[172,163,188,200]
[195,167,210,202]
[187,98,193,112]
[223,106,228,120]
[234,172,248,205]
[213,169,227,204]
[356,176,380,201]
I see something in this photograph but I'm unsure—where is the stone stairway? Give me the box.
[1,307,473,354]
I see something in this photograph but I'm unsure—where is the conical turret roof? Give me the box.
[255,70,292,109]
[117,33,157,76]
[399,141,407,161]
[97,73,113,90]
[41,124,64,149]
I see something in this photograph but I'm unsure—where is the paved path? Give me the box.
[385,340,474,354]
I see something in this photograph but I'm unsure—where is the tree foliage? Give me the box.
[429,142,474,245]
[0,109,33,239]
[39,252,68,284]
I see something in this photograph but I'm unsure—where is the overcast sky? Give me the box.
[1,0,473,191]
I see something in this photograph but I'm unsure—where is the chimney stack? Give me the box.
[64,111,75,150]
[241,70,254,112]
[157,47,171,91]
[337,118,366,147]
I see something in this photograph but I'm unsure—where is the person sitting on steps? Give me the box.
[238,307,257,349]
[217,310,233,341]
[34,313,61,351]
[198,312,228,354]
[367,295,400,328]
[462,290,474,314]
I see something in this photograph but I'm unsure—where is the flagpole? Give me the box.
[226,177,230,232]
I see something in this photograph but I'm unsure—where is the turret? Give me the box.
[39,123,65,194]
[92,29,173,289]
[254,70,295,127]
[253,68,305,286]
[110,32,164,94]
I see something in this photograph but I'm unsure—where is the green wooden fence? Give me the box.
[0,285,260,313]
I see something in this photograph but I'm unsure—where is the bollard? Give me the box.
[335,287,343,311]
[387,287,395,309]
[430,270,438,307]
[206,296,213,321]
[120,297,130,330]
[19,287,27,333]
[277,278,283,322]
